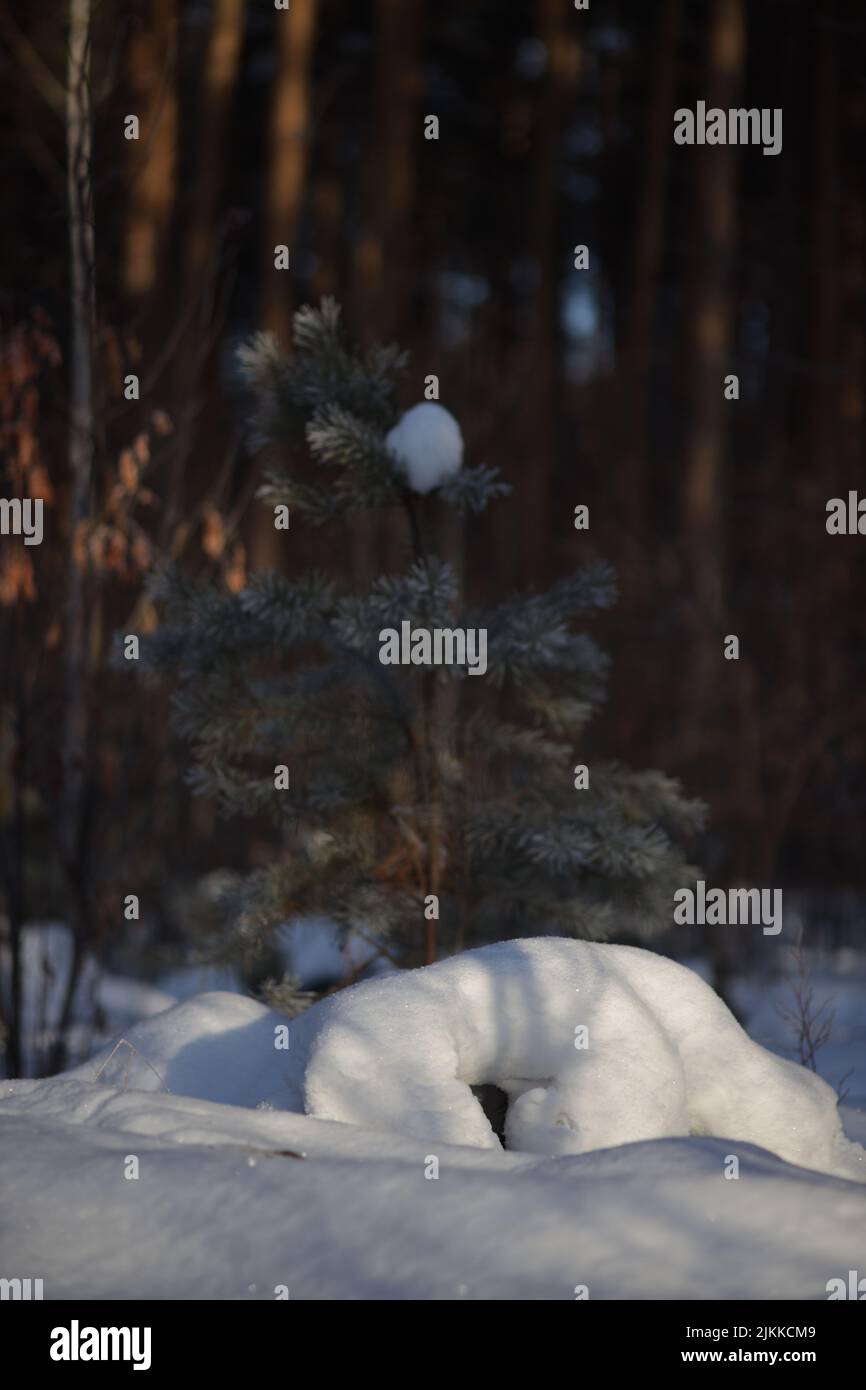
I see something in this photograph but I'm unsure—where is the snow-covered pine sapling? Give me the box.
[135,299,705,979]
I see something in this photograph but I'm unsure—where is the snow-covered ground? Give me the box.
[1,937,864,1300]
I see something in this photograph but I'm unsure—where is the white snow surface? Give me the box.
[2,938,865,1299]
[1,1073,864,1301]
[385,402,463,494]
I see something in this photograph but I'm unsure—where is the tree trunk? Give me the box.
[352,0,425,348]
[679,0,745,1003]
[517,0,579,582]
[808,10,842,727]
[619,0,681,545]
[262,0,320,346]
[2,664,27,1076]
[122,0,178,300]
[55,0,97,1073]
[167,0,246,539]
[184,0,246,287]
[681,0,744,632]
[349,0,426,577]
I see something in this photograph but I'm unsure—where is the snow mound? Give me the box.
[54,939,864,1183]
[385,402,463,494]
[4,940,866,1298]
[302,938,865,1181]
[64,991,307,1111]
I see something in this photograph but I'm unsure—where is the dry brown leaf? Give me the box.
[137,597,158,634]
[171,521,191,556]
[202,505,226,559]
[132,432,150,467]
[0,550,36,605]
[27,462,54,504]
[131,532,152,571]
[17,429,35,473]
[118,448,139,493]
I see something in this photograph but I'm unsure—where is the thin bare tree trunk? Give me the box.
[2,652,27,1076]
[54,0,96,1073]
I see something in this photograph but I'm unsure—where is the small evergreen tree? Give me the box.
[138,300,704,981]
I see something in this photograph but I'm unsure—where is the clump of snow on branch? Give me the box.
[385,402,463,494]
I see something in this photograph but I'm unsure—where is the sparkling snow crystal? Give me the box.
[385,402,463,494]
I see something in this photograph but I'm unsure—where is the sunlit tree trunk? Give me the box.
[167,0,246,541]
[185,0,246,286]
[262,0,319,346]
[252,0,320,571]
[122,0,178,300]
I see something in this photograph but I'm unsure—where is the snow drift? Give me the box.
[3,939,866,1300]
[66,938,864,1182]
[301,939,864,1180]
[2,1079,863,1299]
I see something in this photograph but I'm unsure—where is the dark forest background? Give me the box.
[1,0,865,1072]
